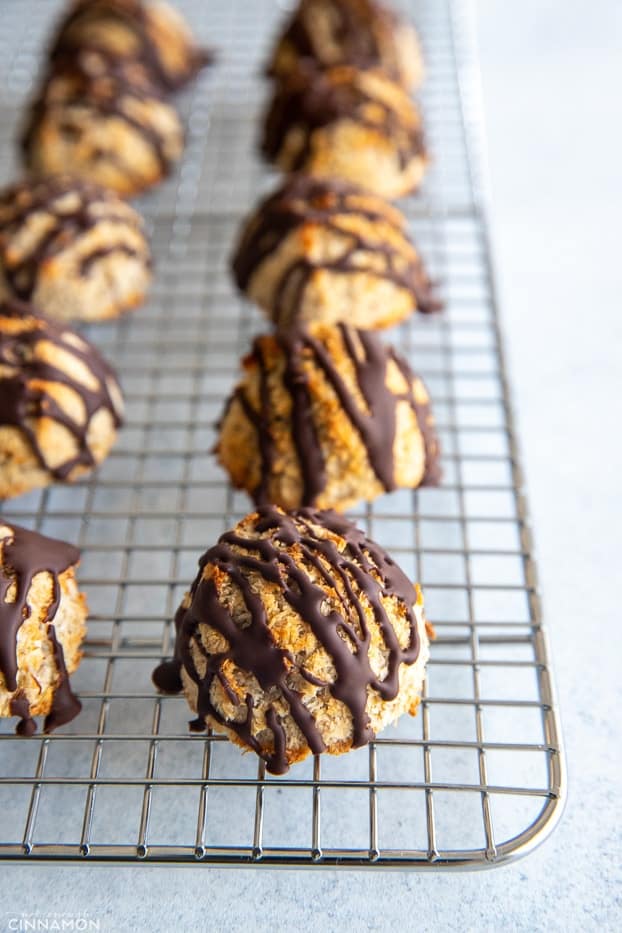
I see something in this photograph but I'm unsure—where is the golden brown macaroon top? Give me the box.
[0,175,150,305]
[21,52,183,192]
[153,505,427,774]
[232,174,440,325]
[217,322,440,510]
[0,300,124,482]
[48,0,212,92]
[266,0,423,89]
[262,64,426,172]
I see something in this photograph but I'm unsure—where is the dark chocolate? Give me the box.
[79,243,140,275]
[0,300,123,480]
[0,523,82,735]
[151,603,186,695]
[43,624,83,732]
[153,506,422,774]
[232,174,441,322]
[10,691,37,736]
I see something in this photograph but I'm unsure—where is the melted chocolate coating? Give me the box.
[0,300,123,481]
[151,603,186,695]
[262,64,425,172]
[44,624,83,731]
[232,175,441,323]
[153,506,422,774]
[268,0,405,82]
[48,0,212,92]
[0,523,82,735]
[0,176,144,301]
[227,323,440,506]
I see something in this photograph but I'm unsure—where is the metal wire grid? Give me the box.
[0,0,565,868]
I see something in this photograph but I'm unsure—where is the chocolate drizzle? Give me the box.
[44,624,83,731]
[10,692,37,736]
[0,300,123,480]
[232,175,441,322]
[151,603,186,695]
[0,177,145,301]
[268,0,405,83]
[0,523,82,735]
[48,0,212,92]
[152,506,422,774]
[229,324,440,506]
[79,243,140,275]
[282,340,327,503]
[262,64,425,173]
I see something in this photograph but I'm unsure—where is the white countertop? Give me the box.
[1,1,620,929]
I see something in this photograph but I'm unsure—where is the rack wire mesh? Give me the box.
[0,0,565,868]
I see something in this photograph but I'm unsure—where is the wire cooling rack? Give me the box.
[0,0,565,868]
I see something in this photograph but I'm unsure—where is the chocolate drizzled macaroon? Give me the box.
[49,0,212,93]
[153,506,431,774]
[22,53,184,198]
[0,301,124,499]
[262,65,427,199]
[0,523,86,736]
[232,175,440,330]
[266,0,424,91]
[216,323,440,512]
[0,176,151,322]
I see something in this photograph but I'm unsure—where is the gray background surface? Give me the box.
[1,0,621,929]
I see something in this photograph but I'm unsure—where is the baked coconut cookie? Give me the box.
[153,506,431,774]
[0,301,124,499]
[266,0,423,91]
[262,65,427,199]
[0,176,151,323]
[0,523,86,736]
[22,55,184,198]
[232,174,440,329]
[49,0,211,92]
[216,323,440,512]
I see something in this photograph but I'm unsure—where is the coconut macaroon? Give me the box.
[232,174,440,330]
[48,0,211,92]
[262,65,427,199]
[22,55,184,198]
[216,323,440,512]
[0,176,151,323]
[0,302,124,499]
[266,0,424,91]
[0,523,87,736]
[153,506,432,774]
